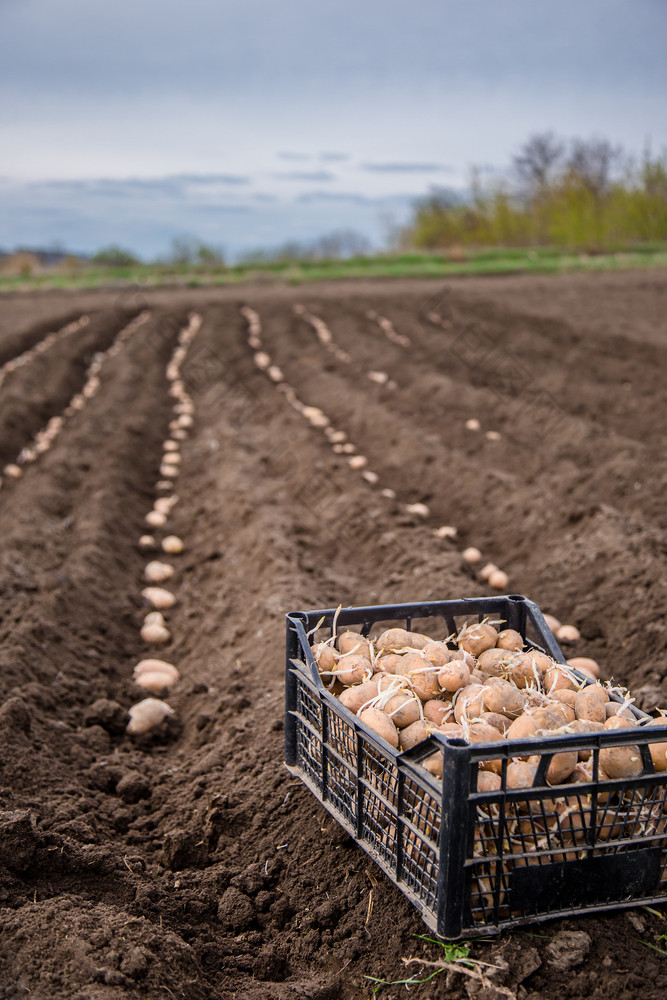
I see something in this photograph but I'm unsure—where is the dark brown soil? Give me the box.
[0,271,666,999]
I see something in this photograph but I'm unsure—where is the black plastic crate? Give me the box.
[284,595,667,938]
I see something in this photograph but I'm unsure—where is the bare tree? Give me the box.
[513,132,565,196]
[566,137,623,199]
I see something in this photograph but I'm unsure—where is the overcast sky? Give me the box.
[1,0,666,259]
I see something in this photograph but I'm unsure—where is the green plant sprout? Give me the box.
[641,933,667,956]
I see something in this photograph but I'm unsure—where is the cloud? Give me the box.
[34,174,251,196]
[361,162,452,173]
[277,152,311,161]
[296,191,414,207]
[319,152,349,162]
[272,170,337,182]
[187,203,252,215]
[297,191,375,205]
[174,173,251,185]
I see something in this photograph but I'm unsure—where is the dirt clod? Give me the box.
[116,771,152,803]
[83,698,129,735]
[545,930,592,971]
[0,810,40,871]
[217,886,256,931]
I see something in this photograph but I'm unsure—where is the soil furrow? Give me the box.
[0,275,665,1000]
[0,308,144,470]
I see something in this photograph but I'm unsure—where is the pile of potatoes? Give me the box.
[310,619,667,792]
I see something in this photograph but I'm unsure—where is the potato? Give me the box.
[488,570,509,591]
[505,713,538,742]
[144,561,175,584]
[532,705,570,731]
[480,562,498,582]
[567,656,600,679]
[334,654,372,686]
[385,693,422,728]
[479,711,512,734]
[645,718,667,771]
[399,720,437,750]
[311,642,336,672]
[600,744,643,779]
[126,698,174,734]
[438,659,471,693]
[496,629,523,652]
[140,623,171,644]
[144,611,166,627]
[469,721,504,742]
[482,679,524,718]
[376,653,404,674]
[134,659,179,682]
[154,499,176,519]
[375,628,428,652]
[468,723,504,774]
[575,684,609,724]
[338,678,380,715]
[145,510,167,528]
[135,670,178,693]
[565,719,605,760]
[553,795,591,841]
[477,771,502,792]
[549,686,576,706]
[525,651,553,677]
[421,752,443,779]
[476,648,513,677]
[458,622,498,657]
[399,652,441,701]
[421,642,451,667]
[545,664,579,693]
[567,718,605,735]
[337,630,371,658]
[605,701,636,721]
[448,648,476,667]
[358,708,399,748]
[141,586,176,610]
[161,535,184,555]
[546,751,578,786]
[454,684,485,724]
[439,722,465,738]
[508,653,543,689]
[506,762,538,789]
[605,714,638,729]
[423,699,454,726]
[557,703,577,723]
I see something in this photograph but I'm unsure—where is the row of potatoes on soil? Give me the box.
[1,314,147,486]
[126,313,202,735]
[311,619,667,791]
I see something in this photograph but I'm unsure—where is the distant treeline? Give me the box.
[405,133,667,252]
[88,229,372,268]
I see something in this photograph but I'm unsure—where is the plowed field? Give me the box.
[0,271,666,999]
